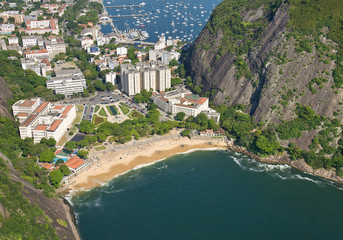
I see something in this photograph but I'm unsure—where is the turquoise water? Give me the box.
[53,157,68,162]
[71,150,343,239]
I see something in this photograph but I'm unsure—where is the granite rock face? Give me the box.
[186,3,341,127]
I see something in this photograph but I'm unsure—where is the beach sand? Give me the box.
[65,130,227,192]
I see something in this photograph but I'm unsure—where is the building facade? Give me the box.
[46,69,86,96]
[13,98,76,143]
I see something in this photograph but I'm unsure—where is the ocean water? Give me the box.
[101,0,223,42]
[71,150,343,240]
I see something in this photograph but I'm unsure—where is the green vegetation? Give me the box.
[133,90,152,103]
[176,112,186,121]
[234,57,252,80]
[307,77,328,94]
[73,105,85,124]
[107,105,118,115]
[99,107,108,117]
[171,77,183,86]
[129,110,144,119]
[95,105,100,113]
[93,115,106,126]
[0,51,65,104]
[205,0,282,56]
[120,105,130,115]
[0,158,59,239]
[95,146,106,151]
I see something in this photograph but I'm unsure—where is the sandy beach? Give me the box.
[65,130,228,192]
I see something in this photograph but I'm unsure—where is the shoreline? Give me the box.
[62,131,228,195]
[61,132,343,199]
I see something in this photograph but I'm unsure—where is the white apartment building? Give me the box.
[121,61,171,96]
[46,69,86,96]
[117,46,127,56]
[13,98,76,143]
[105,72,116,85]
[22,36,39,48]
[0,11,24,24]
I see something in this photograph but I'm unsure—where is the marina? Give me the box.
[101,0,222,43]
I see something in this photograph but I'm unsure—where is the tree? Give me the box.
[8,17,15,24]
[40,138,56,147]
[55,159,65,166]
[79,120,95,133]
[49,170,62,188]
[106,82,115,91]
[196,113,208,126]
[181,129,190,137]
[0,17,3,24]
[147,102,158,110]
[94,79,106,91]
[77,150,89,159]
[39,150,55,162]
[64,141,77,151]
[96,133,107,142]
[59,164,71,176]
[176,112,186,121]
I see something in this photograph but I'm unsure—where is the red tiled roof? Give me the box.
[62,105,73,115]
[17,113,28,117]
[21,114,37,127]
[40,163,54,170]
[158,97,168,103]
[35,125,47,131]
[49,119,62,131]
[25,49,48,54]
[34,102,49,114]
[196,97,208,105]
[54,105,63,110]
[20,100,36,107]
[61,115,67,118]
[65,156,85,170]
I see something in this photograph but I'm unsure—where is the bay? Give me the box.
[71,150,343,240]
[101,0,223,42]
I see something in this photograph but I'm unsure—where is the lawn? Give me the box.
[99,107,108,117]
[57,134,68,146]
[95,105,100,113]
[119,106,130,115]
[107,105,118,115]
[129,110,144,118]
[73,105,85,125]
[95,146,106,151]
[92,115,106,126]
[120,102,132,109]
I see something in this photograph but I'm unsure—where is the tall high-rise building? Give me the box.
[121,61,171,96]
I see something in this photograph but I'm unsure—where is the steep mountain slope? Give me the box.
[0,152,80,240]
[186,0,343,146]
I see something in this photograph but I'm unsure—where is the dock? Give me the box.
[106,4,142,8]
[117,40,155,46]
[109,14,148,18]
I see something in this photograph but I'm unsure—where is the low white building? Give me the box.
[117,46,127,56]
[8,36,18,45]
[46,68,86,96]
[152,88,220,122]
[44,37,66,57]
[13,98,76,143]
[21,58,47,76]
[0,24,15,34]
[24,49,49,60]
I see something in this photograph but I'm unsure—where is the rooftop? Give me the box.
[65,156,85,170]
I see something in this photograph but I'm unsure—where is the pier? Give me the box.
[109,14,148,18]
[106,4,142,8]
[117,40,155,46]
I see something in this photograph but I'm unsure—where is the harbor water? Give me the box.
[72,150,343,239]
[101,0,223,42]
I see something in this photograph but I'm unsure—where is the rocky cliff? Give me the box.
[0,77,12,118]
[186,0,342,128]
